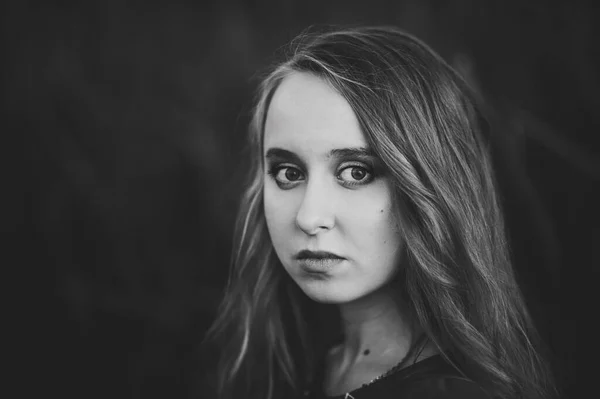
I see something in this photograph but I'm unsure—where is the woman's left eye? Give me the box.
[337,165,373,185]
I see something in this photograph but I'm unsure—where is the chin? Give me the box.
[297,281,361,304]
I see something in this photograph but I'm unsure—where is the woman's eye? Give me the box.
[281,167,302,181]
[269,166,305,187]
[338,166,373,185]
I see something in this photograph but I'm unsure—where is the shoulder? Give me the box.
[384,355,493,399]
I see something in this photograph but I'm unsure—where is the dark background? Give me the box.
[6,1,597,398]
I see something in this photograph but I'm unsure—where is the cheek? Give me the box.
[363,215,403,280]
[345,188,402,258]
[263,187,279,232]
[264,186,296,238]
[368,212,402,253]
[345,185,395,227]
[377,206,402,251]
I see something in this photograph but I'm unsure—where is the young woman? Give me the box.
[205,26,556,399]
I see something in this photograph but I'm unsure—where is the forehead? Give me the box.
[263,71,366,152]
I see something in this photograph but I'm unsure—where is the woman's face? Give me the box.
[263,71,403,304]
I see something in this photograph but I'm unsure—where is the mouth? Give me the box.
[295,250,344,260]
[295,250,345,273]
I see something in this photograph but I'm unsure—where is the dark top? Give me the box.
[304,354,492,399]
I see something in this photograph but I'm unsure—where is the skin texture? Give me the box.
[263,71,403,305]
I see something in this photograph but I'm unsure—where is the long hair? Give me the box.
[205,26,555,399]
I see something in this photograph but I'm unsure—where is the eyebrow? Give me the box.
[264,146,376,161]
[329,147,376,159]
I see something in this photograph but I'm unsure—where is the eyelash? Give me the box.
[267,162,376,189]
[337,162,375,187]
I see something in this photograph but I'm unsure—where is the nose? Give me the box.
[295,178,335,235]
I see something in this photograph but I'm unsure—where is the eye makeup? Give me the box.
[264,146,384,189]
[336,162,376,187]
[266,164,306,189]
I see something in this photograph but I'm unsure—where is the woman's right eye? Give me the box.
[268,166,305,188]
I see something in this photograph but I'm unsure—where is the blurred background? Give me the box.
[5,0,597,398]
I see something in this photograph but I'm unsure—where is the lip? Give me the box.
[295,250,345,274]
[295,250,345,260]
[298,258,345,274]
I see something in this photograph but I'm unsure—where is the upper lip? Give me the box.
[295,250,344,260]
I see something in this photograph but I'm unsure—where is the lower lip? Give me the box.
[298,258,344,273]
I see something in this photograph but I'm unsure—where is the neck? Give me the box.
[336,285,414,366]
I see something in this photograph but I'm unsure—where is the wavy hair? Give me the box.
[205,26,555,399]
